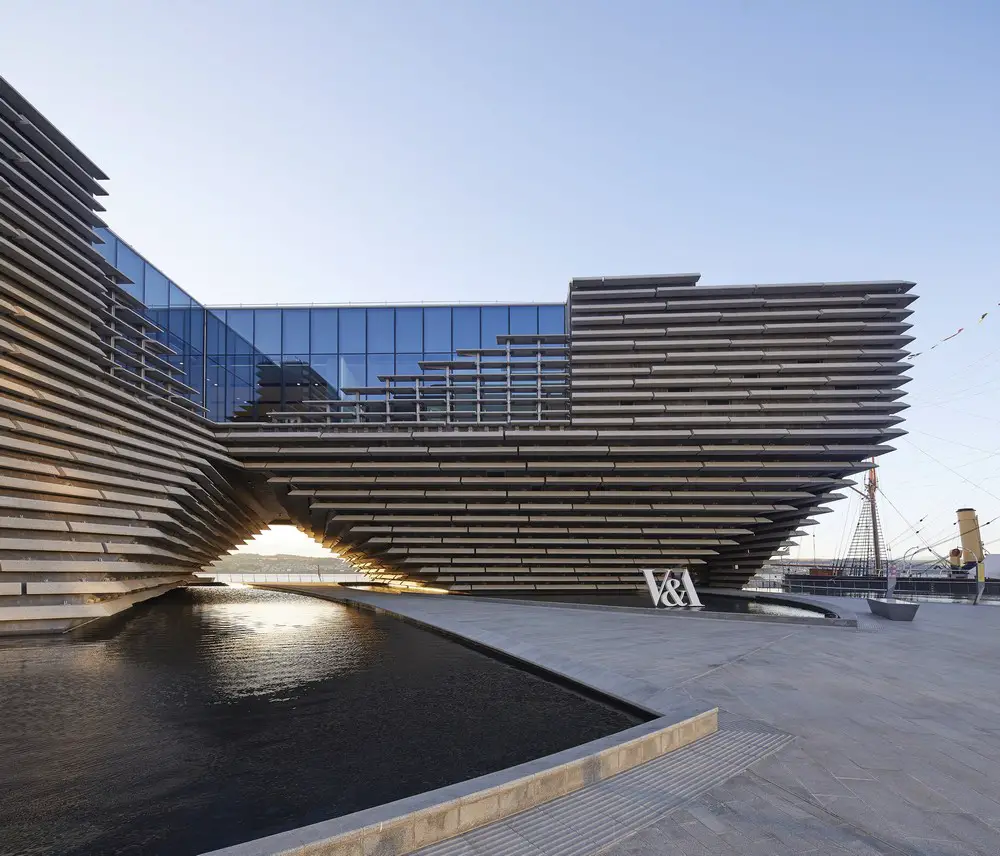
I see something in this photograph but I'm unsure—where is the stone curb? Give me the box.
[200,709,718,856]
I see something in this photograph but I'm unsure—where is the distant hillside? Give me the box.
[209,553,359,575]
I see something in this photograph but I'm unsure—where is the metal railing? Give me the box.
[199,572,370,585]
[745,570,999,602]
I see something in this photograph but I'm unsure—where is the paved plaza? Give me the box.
[291,588,1000,855]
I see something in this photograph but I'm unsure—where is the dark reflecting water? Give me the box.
[0,587,641,856]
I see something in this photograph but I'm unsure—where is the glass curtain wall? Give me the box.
[93,228,276,421]
[94,229,566,422]
[208,303,567,404]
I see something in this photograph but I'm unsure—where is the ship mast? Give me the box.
[836,459,887,576]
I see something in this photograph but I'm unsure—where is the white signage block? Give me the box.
[641,568,703,609]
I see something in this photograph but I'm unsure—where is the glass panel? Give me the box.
[396,307,422,352]
[144,308,167,344]
[453,307,480,350]
[230,323,252,357]
[481,306,508,347]
[185,354,203,396]
[367,308,394,353]
[225,309,255,344]
[339,309,366,352]
[367,354,394,386]
[168,281,191,308]
[509,306,538,335]
[188,306,205,355]
[310,308,338,353]
[206,359,224,420]
[395,353,422,377]
[253,309,281,356]
[423,307,451,352]
[539,304,566,334]
[310,363,340,400]
[115,243,145,302]
[206,312,226,356]
[310,354,339,390]
[167,308,190,346]
[253,356,281,415]
[282,309,310,355]
[142,266,168,307]
[339,354,365,390]
[93,228,115,263]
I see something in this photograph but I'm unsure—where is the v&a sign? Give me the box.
[641,568,703,608]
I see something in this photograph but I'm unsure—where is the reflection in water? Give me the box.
[0,587,641,856]
[194,591,380,699]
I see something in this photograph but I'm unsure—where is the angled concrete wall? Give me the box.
[0,78,273,634]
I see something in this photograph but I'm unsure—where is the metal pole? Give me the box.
[958,508,986,605]
[868,466,884,576]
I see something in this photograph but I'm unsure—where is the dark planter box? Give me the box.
[867,599,919,621]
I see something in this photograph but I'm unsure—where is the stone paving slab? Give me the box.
[284,588,1000,855]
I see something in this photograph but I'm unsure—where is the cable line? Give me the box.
[902,438,1000,505]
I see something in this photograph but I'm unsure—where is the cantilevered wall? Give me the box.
[222,274,914,592]
[0,78,273,634]
[566,274,914,586]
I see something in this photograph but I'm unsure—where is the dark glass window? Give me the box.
[282,309,310,355]
[340,309,366,352]
[226,309,254,346]
[367,308,394,353]
[509,306,538,336]
[481,306,509,347]
[423,307,451,352]
[339,354,365,391]
[539,305,566,334]
[115,243,145,302]
[310,308,338,353]
[453,307,480,350]
[396,308,422,352]
[253,310,281,356]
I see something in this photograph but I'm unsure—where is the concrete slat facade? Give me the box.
[0,77,273,634]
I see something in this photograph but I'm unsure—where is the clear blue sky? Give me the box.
[3,0,998,561]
